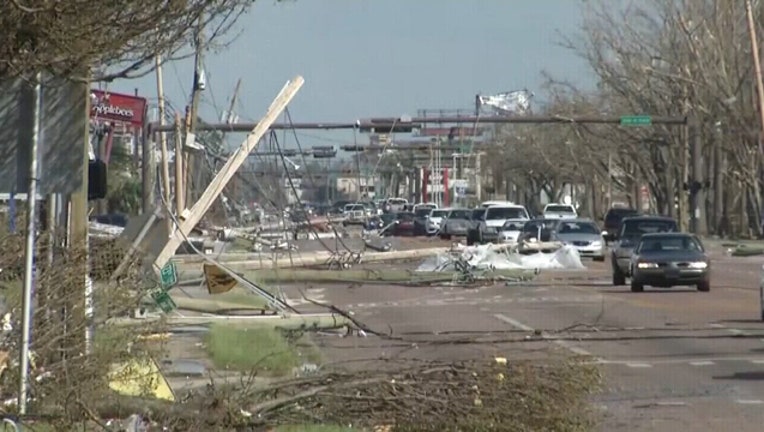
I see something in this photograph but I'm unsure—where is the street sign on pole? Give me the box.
[620,115,652,126]
[159,261,178,289]
[150,289,177,313]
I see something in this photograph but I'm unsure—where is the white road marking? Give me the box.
[493,313,533,331]
[750,360,764,364]
[709,323,725,329]
[727,328,746,335]
[736,399,764,405]
[689,361,715,366]
[493,314,600,360]
[625,363,653,368]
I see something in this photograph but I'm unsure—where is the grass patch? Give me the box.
[205,324,319,375]
[275,425,358,432]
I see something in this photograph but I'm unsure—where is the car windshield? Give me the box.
[622,220,677,238]
[471,209,485,220]
[485,207,527,220]
[380,214,397,224]
[397,212,414,222]
[348,205,364,211]
[449,209,471,219]
[557,221,600,235]
[606,209,638,221]
[503,220,525,230]
[638,235,702,253]
[431,210,448,218]
[388,199,406,205]
[523,220,558,232]
[546,205,575,213]
[415,208,431,217]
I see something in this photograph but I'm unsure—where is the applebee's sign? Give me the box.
[90,89,147,127]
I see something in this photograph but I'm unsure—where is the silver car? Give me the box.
[439,208,473,239]
[554,219,606,261]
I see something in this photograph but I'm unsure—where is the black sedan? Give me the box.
[629,233,710,293]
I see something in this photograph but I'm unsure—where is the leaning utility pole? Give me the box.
[155,54,172,232]
[185,15,205,207]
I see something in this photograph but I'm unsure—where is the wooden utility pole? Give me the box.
[154,76,304,270]
[156,54,172,232]
[185,15,205,206]
[174,114,185,215]
[224,79,242,201]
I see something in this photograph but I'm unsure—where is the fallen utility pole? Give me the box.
[153,76,305,271]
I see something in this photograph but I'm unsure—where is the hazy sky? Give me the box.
[110,0,592,143]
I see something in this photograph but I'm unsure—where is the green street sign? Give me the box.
[159,261,178,289]
[620,115,652,126]
[150,289,177,313]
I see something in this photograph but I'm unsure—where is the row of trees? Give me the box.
[484,0,764,238]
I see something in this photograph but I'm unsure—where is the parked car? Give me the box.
[498,219,528,243]
[377,213,399,236]
[413,207,435,236]
[384,198,408,213]
[603,207,640,242]
[390,212,416,236]
[554,219,606,261]
[611,215,679,285]
[542,203,578,219]
[426,208,450,235]
[439,208,473,239]
[517,219,562,243]
[629,232,710,292]
[467,204,530,245]
[342,203,367,226]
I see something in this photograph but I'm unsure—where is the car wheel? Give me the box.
[612,266,626,286]
[630,280,644,292]
[593,256,605,262]
[697,280,710,292]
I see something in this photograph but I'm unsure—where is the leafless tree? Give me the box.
[1,0,260,82]
[545,0,764,236]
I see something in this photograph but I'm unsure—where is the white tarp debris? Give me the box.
[417,244,585,272]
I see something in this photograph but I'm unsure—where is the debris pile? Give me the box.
[417,244,585,272]
[153,358,601,431]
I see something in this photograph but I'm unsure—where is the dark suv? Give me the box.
[603,207,639,242]
[611,216,678,285]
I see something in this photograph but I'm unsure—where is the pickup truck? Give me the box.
[542,203,578,219]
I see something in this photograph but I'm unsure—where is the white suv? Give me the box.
[467,204,530,244]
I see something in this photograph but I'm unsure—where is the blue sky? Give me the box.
[110,0,592,145]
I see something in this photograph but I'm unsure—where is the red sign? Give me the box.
[89,89,147,127]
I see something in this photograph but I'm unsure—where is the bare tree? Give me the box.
[1,0,261,81]
[548,0,763,236]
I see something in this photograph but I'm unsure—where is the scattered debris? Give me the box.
[417,244,585,272]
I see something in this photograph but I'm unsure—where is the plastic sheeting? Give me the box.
[417,244,586,272]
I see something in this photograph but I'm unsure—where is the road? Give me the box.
[300,243,764,431]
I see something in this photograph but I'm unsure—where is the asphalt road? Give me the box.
[296,243,764,432]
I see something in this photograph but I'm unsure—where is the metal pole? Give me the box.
[18,72,42,414]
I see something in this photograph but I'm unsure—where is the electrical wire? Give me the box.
[271,130,360,258]
[282,108,361,255]
[155,190,296,313]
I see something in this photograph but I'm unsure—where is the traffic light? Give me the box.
[358,117,418,133]
[312,146,337,158]
[88,159,107,200]
[341,145,365,152]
